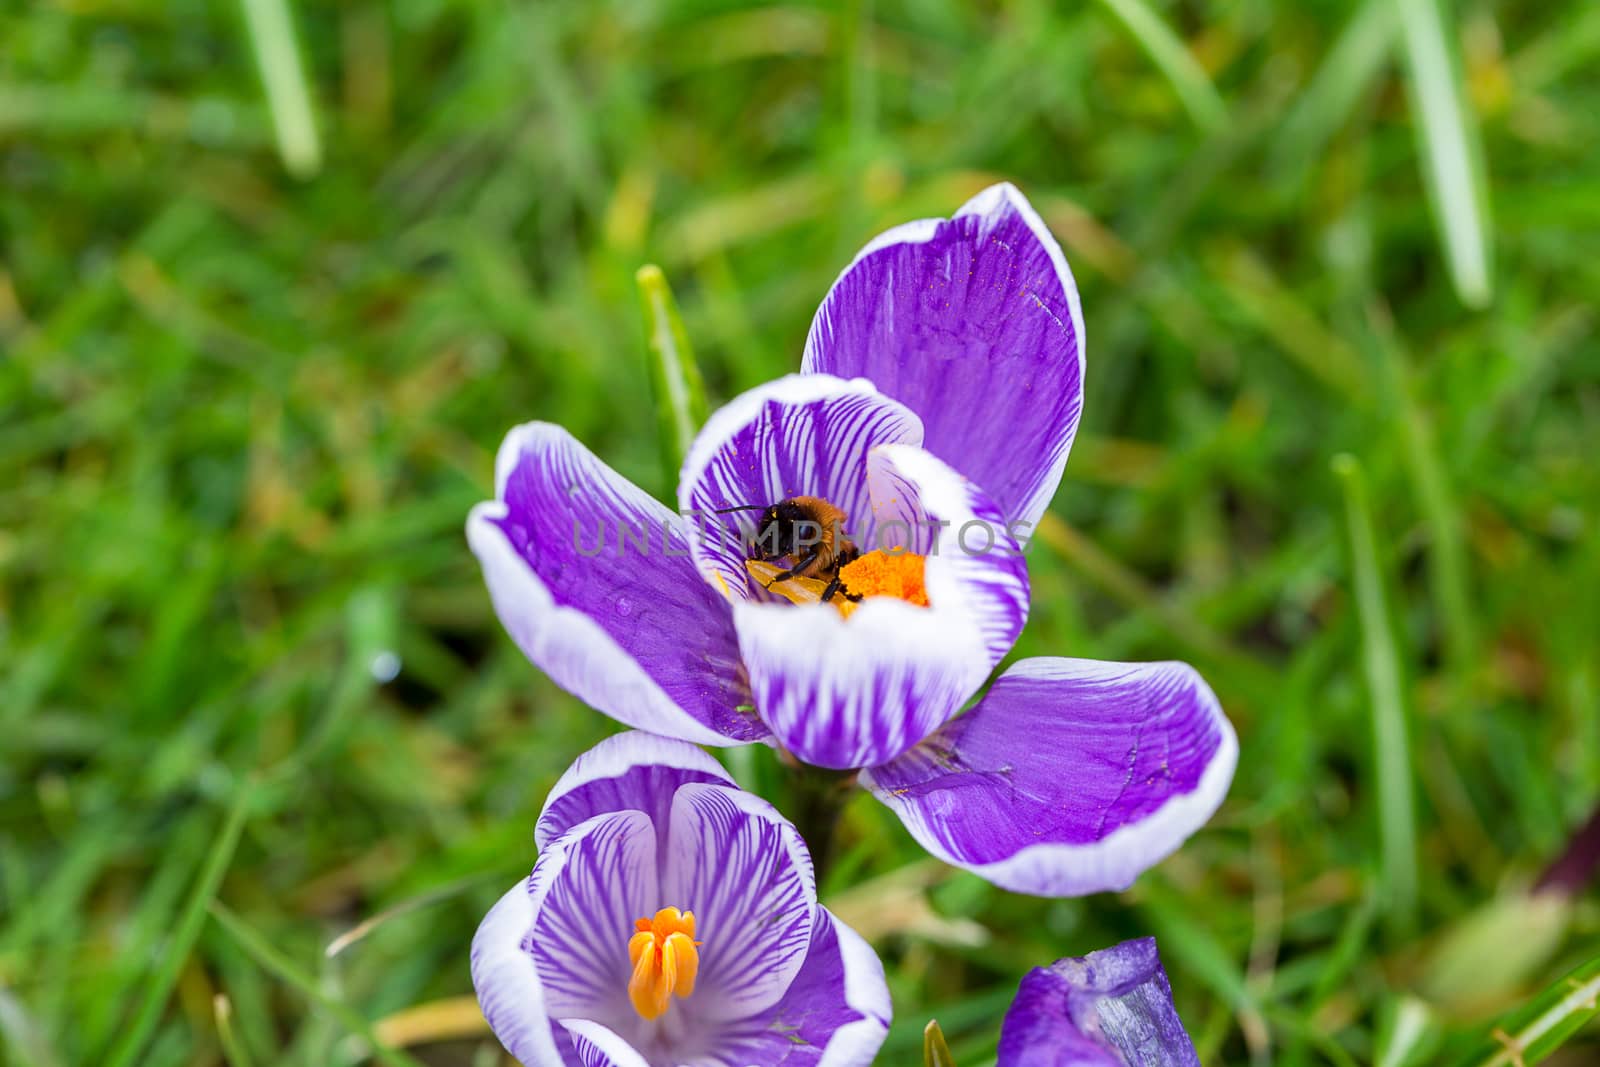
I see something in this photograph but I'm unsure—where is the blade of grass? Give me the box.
[1364,305,1477,687]
[1393,0,1492,307]
[1333,454,1420,935]
[1033,513,1276,704]
[238,0,322,178]
[373,996,487,1047]
[208,903,429,1067]
[212,995,258,1067]
[1272,0,1395,176]
[102,779,255,1067]
[1450,952,1600,1067]
[636,264,708,493]
[325,871,501,958]
[0,986,67,1067]
[1092,0,1228,132]
[1376,996,1441,1067]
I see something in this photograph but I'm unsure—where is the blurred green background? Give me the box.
[4,0,1599,1064]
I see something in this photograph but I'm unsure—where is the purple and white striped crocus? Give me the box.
[997,937,1199,1067]
[469,183,1237,896]
[472,731,890,1066]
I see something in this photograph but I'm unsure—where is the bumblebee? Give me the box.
[714,496,863,603]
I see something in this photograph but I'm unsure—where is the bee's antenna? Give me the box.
[710,505,767,514]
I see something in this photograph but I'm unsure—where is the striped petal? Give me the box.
[803,183,1086,537]
[677,374,923,602]
[469,423,766,747]
[697,909,891,1067]
[733,445,1028,769]
[997,938,1199,1067]
[560,1020,653,1067]
[662,784,818,1023]
[473,810,659,1066]
[863,658,1236,896]
[536,731,736,851]
[866,444,1030,666]
[528,811,660,1027]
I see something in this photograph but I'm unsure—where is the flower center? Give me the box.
[745,549,929,618]
[837,550,930,606]
[627,906,701,1020]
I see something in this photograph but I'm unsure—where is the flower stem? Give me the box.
[785,761,857,878]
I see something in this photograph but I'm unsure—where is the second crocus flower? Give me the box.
[473,732,890,1067]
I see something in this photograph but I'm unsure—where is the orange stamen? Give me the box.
[627,906,700,1020]
[744,551,931,618]
[837,550,930,607]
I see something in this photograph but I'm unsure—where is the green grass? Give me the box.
[3,1,1599,1064]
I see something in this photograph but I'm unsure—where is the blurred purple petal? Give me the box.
[702,909,891,1066]
[678,374,923,601]
[469,422,766,746]
[997,937,1200,1067]
[536,731,736,851]
[803,183,1085,535]
[863,658,1236,896]
[662,784,818,1022]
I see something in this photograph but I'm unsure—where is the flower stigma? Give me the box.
[627,906,701,1020]
[745,549,929,618]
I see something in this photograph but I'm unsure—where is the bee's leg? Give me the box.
[821,575,866,604]
[764,548,821,588]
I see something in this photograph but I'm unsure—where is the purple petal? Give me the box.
[661,784,818,1022]
[732,593,987,770]
[699,908,891,1067]
[733,446,1027,770]
[536,731,736,851]
[527,811,659,1027]
[997,937,1200,1067]
[803,183,1086,535]
[469,423,767,747]
[862,658,1236,896]
[867,444,1030,666]
[677,374,922,601]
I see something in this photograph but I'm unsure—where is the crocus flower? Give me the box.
[469,183,1236,896]
[472,731,891,1066]
[997,937,1199,1067]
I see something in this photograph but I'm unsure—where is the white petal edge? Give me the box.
[869,443,1030,667]
[467,494,740,749]
[471,880,564,1067]
[536,730,735,851]
[559,1019,653,1067]
[804,182,1089,539]
[814,908,894,1067]
[861,658,1239,896]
